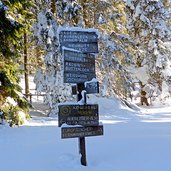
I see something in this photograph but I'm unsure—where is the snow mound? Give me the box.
[87,95,141,123]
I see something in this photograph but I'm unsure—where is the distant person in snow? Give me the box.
[140,90,149,106]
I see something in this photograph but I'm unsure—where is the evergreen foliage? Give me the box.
[33,0,136,116]
[124,0,171,102]
[0,0,33,126]
[1,0,171,120]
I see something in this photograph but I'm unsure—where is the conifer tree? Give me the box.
[34,0,86,115]
[34,0,135,116]
[0,0,34,125]
[124,0,171,104]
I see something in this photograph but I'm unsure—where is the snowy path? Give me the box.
[29,101,49,117]
[1,97,171,171]
[138,105,171,122]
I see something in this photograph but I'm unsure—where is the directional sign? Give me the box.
[61,125,103,139]
[58,104,99,127]
[59,31,98,43]
[64,73,96,84]
[61,42,98,53]
[64,61,95,73]
[63,49,96,83]
[59,30,98,53]
[64,50,95,63]
[85,81,99,94]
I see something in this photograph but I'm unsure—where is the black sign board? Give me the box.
[85,81,99,94]
[63,49,96,83]
[64,50,95,63]
[61,125,103,139]
[59,31,98,43]
[61,42,98,53]
[58,104,99,127]
[64,73,96,84]
[71,82,99,95]
[59,30,98,53]
[64,61,95,73]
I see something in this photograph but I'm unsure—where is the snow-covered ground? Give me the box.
[1,94,171,171]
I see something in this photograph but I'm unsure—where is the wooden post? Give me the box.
[24,30,29,98]
[79,137,87,166]
[77,83,87,166]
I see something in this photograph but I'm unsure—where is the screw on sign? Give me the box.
[60,105,71,116]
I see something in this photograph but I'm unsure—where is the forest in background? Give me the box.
[0,0,171,125]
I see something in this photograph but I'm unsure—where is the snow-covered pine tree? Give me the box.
[124,0,171,104]
[34,0,84,115]
[0,0,33,125]
[88,0,134,98]
[56,0,83,26]
[34,0,135,115]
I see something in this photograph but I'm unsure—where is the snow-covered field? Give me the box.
[1,95,171,171]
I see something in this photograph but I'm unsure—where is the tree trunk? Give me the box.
[24,31,29,97]
[94,0,97,26]
[82,0,89,27]
[35,46,43,67]
[51,0,56,14]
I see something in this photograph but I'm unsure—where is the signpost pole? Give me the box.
[79,136,86,166]
[59,28,102,167]
[77,83,87,166]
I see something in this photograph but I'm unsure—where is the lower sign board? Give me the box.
[58,104,99,127]
[61,125,103,139]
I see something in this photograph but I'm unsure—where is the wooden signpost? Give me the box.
[58,28,103,166]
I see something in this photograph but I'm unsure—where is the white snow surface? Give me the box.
[1,94,171,171]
